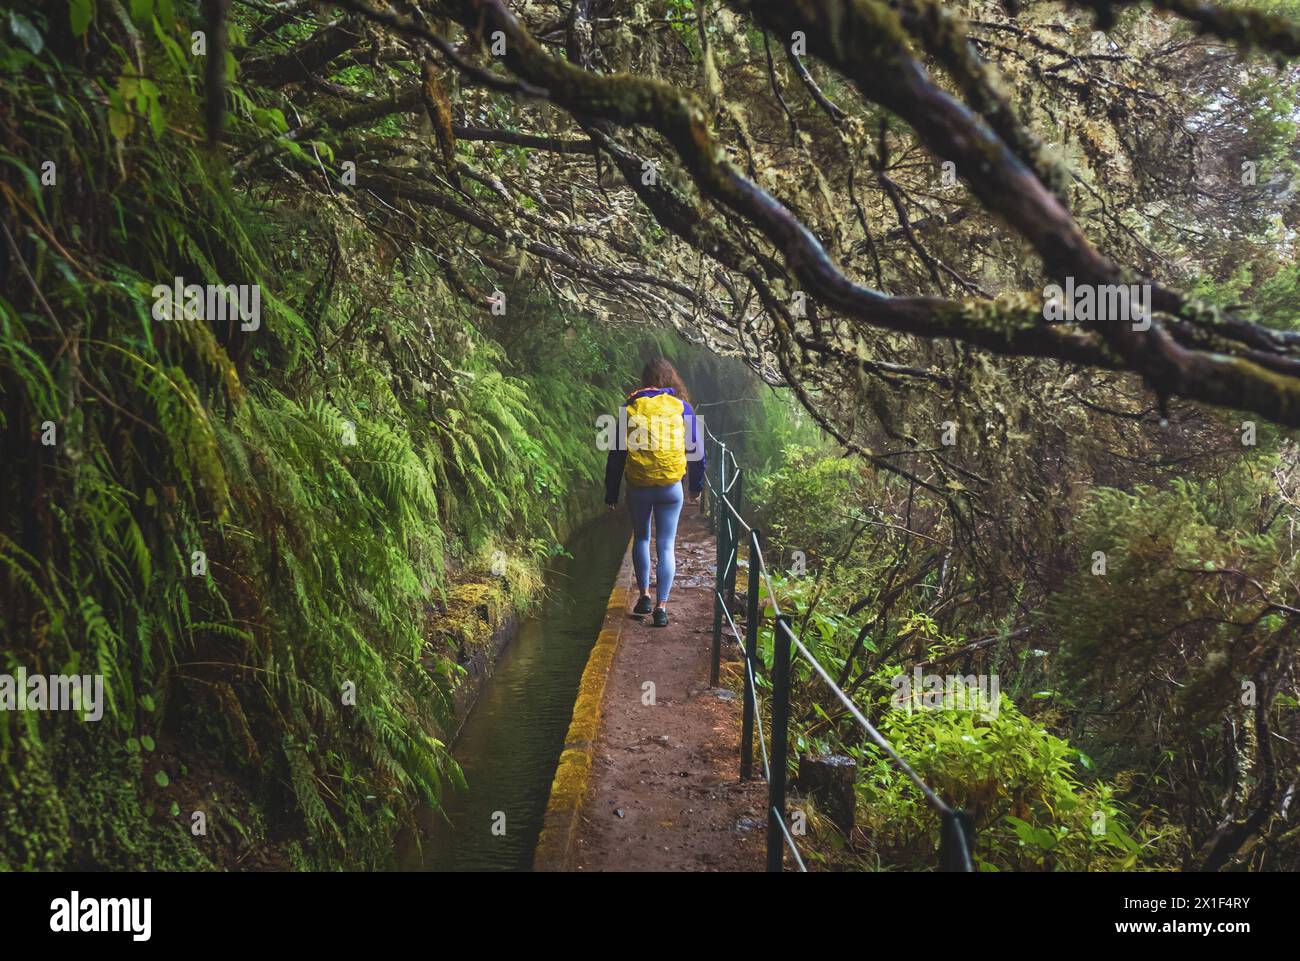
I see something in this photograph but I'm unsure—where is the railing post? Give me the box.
[702,435,710,519]
[940,808,976,872]
[717,442,727,535]
[767,614,793,872]
[710,443,728,688]
[725,469,743,609]
[740,528,761,781]
[699,430,710,516]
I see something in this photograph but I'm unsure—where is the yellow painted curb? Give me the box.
[532,538,633,871]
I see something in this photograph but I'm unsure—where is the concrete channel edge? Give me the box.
[531,539,634,871]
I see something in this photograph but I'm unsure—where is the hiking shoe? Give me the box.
[633,595,653,615]
[652,608,669,627]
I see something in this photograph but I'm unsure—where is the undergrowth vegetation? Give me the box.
[0,6,757,868]
[750,440,1297,871]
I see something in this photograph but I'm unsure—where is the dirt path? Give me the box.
[573,509,766,871]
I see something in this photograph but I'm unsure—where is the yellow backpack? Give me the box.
[624,389,687,487]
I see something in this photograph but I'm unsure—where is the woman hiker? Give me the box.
[604,358,706,627]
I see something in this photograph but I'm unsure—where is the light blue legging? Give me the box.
[627,481,684,605]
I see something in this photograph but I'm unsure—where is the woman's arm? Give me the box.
[604,445,627,505]
[683,402,705,495]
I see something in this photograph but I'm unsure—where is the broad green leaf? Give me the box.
[8,12,43,55]
[108,106,131,140]
[149,97,165,138]
[70,0,94,37]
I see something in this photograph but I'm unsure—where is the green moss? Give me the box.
[0,736,72,870]
[1,733,214,871]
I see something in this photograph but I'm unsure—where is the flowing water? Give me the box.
[406,512,628,871]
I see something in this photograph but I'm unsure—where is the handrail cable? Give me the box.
[698,421,973,872]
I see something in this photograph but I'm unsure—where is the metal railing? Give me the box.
[698,424,976,873]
